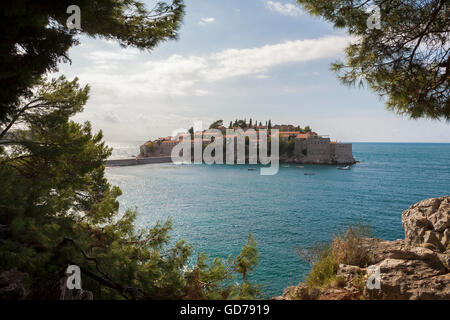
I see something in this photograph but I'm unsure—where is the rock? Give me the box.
[423,230,444,251]
[317,287,357,300]
[402,196,450,251]
[281,283,311,300]
[309,287,320,299]
[441,228,450,250]
[338,264,364,277]
[375,257,448,299]
[332,239,449,300]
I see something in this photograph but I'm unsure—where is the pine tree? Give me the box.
[209,120,223,129]
[296,0,449,119]
[0,0,185,123]
[0,77,261,300]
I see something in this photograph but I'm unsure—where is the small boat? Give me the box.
[338,165,351,170]
[282,165,290,168]
[304,173,315,176]
[296,166,304,168]
[248,168,257,171]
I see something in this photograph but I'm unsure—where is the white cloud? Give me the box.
[204,36,349,81]
[75,35,350,100]
[88,49,140,62]
[266,1,302,17]
[194,89,211,96]
[102,112,120,123]
[199,17,215,25]
[67,35,351,140]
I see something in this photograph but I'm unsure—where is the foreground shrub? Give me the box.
[297,224,371,291]
[0,77,261,300]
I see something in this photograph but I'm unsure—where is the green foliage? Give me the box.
[209,120,223,129]
[0,0,185,123]
[279,138,296,156]
[297,0,449,119]
[234,120,248,129]
[0,77,260,300]
[305,249,339,289]
[144,142,157,154]
[234,234,258,281]
[298,224,371,291]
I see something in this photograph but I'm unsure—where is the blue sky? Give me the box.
[58,0,450,142]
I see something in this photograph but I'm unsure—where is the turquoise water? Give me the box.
[106,143,450,297]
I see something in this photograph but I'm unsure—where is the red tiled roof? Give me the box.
[296,133,311,139]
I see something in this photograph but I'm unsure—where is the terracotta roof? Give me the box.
[295,133,311,139]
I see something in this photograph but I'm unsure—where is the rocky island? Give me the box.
[137,119,356,166]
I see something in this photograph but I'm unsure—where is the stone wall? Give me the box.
[294,138,306,155]
[159,143,176,155]
[304,137,331,162]
[332,143,354,164]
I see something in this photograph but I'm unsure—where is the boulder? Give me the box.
[402,196,449,251]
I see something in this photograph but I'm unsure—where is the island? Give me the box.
[106,120,356,167]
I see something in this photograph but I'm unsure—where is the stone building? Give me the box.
[140,129,355,164]
[293,134,354,164]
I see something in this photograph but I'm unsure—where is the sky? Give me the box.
[57,0,450,143]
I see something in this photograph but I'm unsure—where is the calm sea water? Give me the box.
[105,143,450,297]
[107,141,145,159]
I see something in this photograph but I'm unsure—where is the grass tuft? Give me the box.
[297,223,372,292]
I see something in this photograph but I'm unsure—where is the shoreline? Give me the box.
[105,156,357,167]
[105,156,172,167]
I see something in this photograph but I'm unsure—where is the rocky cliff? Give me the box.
[277,196,450,300]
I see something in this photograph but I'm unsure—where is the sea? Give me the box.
[105,142,450,297]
